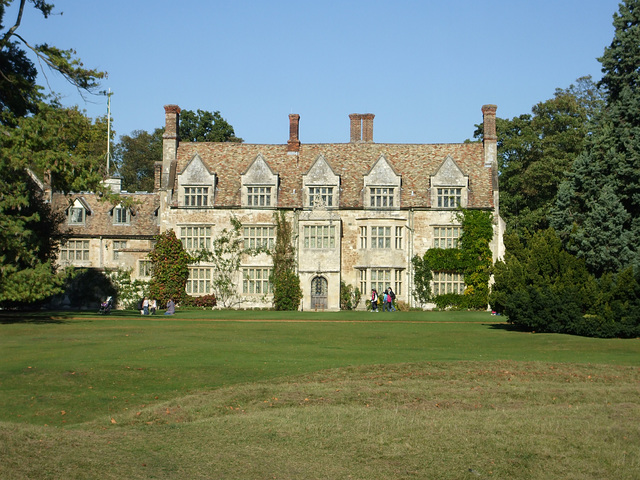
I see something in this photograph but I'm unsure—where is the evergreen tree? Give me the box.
[551,1,640,275]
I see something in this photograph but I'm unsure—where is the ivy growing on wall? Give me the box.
[412,209,493,310]
[270,210,302,311]
[148,230,190,306]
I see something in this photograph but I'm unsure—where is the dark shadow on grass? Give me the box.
[485,322,532,333]
[0,311,74,324]
[0,309,147,324]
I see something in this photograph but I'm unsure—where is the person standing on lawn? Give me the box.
[387,287,396,311]
[371,289,378,312]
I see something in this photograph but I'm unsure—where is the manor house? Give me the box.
[55,105,505,310]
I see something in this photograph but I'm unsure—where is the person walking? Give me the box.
[387,287,396,311]
[371,289,378,312]
[383,290,389,312]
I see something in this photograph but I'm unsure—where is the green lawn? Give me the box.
[1,310,639,479]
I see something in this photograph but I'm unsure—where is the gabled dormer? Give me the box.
[177,154,216,207]
[430,155,469,208]
[68,197,91,225]
[363,154,401,209]
[110,203,134,225]
[302,155,340,209]
[241,154,278,208]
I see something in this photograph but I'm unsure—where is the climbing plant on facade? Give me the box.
[412,209,493,309]
[148,230,190,306]
[270,210,302,311]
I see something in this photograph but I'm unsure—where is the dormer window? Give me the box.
[177,154,216,208]
[247,186,272,207]
[309,186,334,208]
[113,205,130,225]
[242,154,278,208]
[68,199,89,225]
[436,187,462,208]
[370,187,395,208]
[364,155,401,210]
[303,156,340,210]
[184,186,210,207]
[431,156,468,209]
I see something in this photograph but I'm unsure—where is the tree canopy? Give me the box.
[0,0,105,125]
[474,76,603,237]
[0,1,107,306]
[551,0,640,276]
[178,109,243,143]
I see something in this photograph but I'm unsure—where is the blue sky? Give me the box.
[7,0,621,144]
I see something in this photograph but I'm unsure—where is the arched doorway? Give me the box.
[311,276,328,310]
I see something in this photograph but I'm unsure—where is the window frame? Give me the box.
[308,186,334,208]
[186,267,212,295]
[113,205,130,225]
[68,206,86,225]
[246,186,273,207]
[242,267,273,294]
[180,225,212,252]
[433,226,461,249]
[59,239,90,263]
[183,186,210,207]
[432,271,465,295]
[436,187,462,209]
[303,224,336,249]
[369,186,395,208]
[243,225,275,250]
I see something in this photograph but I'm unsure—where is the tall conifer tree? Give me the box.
[552,0,640,275]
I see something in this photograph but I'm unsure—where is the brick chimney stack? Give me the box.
[162,105,181,188]
[481,104,497,167]
[362,113,375,143]
[350,114,375,143]
[349,114,362,143]
[287,114,301,153]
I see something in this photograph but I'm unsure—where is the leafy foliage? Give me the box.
[105,268,148,310]
[412,209,493,309]
[191,217,263,308]
[551,1,640,276]
[113,128,163,192]
[474,76,603,236]
[182,294,217,308]
[270,211,302,311]
[0,102,109,306]
[490,229,640,338]
[179,109,243,143]
[340,281,361,310]
[148,230,190,306]
[0,1,106,124]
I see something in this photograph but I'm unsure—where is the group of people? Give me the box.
[370,287,396,312]
[140,297,175,315]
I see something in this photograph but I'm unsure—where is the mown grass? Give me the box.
[1,310,639,479]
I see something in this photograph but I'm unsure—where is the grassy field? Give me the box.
[1,310,639,479]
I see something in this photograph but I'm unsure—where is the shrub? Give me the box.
[182,294,217,308]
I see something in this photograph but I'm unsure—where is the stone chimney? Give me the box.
[162,104,181,188]
[287,113,301,153]
[349,113,375,143]
[154,161,162,191]
[103,174,122,193]
[482,104,497,167]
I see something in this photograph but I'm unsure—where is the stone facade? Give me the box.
[52,105,505,311]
